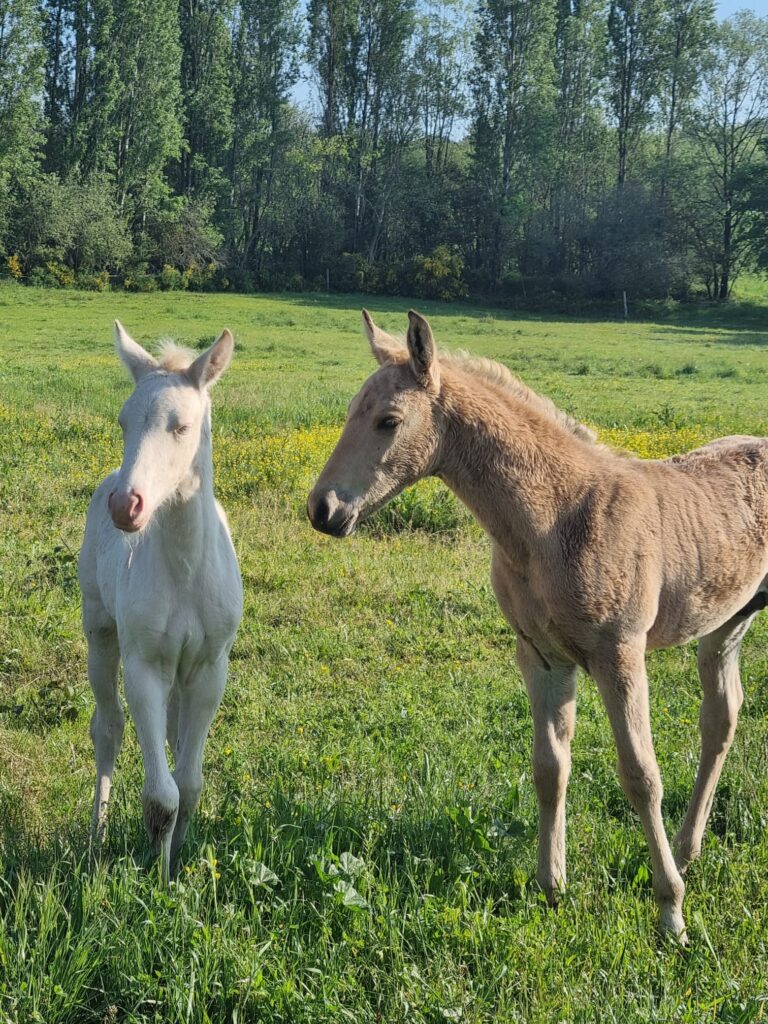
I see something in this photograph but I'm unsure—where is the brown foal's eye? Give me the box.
[378,416,401,430]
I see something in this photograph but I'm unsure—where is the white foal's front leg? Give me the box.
[674,613,752,872]
[169,656,229,874]
[85,613,124,845]
[123,654,178,884]
[592,643,686,939]
[517,638,577,901]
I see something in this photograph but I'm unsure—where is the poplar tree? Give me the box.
[0,0,45,250]
[470,0,557,288]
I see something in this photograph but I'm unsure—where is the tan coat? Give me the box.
[308,309,768,940]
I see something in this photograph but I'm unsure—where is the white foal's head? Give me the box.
[307,310,443,536]
[109,321,234,533]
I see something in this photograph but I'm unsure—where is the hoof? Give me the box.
[538,877,566,907]
[660,903,687,945]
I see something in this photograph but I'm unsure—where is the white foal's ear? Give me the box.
[406,310,439,391]
[114,320,158,382]
[186,329,235,389]
[362,309,404,365]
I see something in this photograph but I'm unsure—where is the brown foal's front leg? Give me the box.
[517,638,578,902]
[591,642,687,939]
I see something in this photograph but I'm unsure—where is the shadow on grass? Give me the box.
[647,323,768,346]
[0,783,536,910]
[285,289,768,334]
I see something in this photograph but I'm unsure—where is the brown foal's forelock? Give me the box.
[308,308,768,941]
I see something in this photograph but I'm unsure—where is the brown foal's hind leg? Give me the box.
[516,638,578,902]
[591,642,686,939]
[674,612,753,872]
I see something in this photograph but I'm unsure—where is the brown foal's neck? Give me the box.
[434,366,599,552]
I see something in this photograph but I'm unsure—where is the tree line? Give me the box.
[1,0,767,304]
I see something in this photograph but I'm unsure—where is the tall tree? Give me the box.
[657,0,714,200]
[606,0,664,186]
[75,0,184,226]
[470,0,557,288]
[414,0,468,180]
[544,0,609,276]
[177,0,234,199]
[0,0,45,250]
[684,12,768,299]
[226,0,301,274]
[307,0,418,258]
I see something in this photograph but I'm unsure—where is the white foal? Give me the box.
[79,322,243,881]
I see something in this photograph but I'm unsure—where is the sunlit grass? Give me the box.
[1,287,767,1023]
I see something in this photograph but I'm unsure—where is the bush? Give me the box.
[224,267,255,293]
[329,252,374,293]
[76,270,110,292]
[124,272,157,293]
[182,260,218,291]
[45,261,75,288]
[412,245,467,301]
[4,254,22,281]
[27,266,59,288]
[158,264,184,290]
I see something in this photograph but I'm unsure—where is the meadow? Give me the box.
[1,284,768,1023]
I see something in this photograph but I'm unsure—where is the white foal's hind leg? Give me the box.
[84,606,124,846]
[166,683,180,758]
[517,638,577,902]
[169,657,228,874]
[592,643,687,940]
[674,612,752,872]
[123,654,179,884]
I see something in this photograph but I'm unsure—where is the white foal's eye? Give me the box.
[174,424,191,438]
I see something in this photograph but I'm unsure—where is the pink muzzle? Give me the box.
[108,489,145,532]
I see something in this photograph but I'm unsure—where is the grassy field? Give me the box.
[1,283,768,1023]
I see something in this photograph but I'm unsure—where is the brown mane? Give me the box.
[440,349,597,444]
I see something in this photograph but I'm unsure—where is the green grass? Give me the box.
[1,284,768,1023]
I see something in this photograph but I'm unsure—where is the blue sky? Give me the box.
[716,0,765,15]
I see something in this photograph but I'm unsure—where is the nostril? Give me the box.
[131,492,144,518]
[314,495,330,527]
[107,491,114,511]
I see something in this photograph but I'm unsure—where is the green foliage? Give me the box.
[158,264,184,291]
[4,1,768,306]
[412,244,468,301]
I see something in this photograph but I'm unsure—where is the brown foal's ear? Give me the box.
[406,310,440,391]
[362,309,405,365]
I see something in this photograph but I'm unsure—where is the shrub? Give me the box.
[224,267,254,293]
[183,260,218,291]
[124,272,157,293]
[5,254,22,281]
[158,264,184,291]
[27,266,59,288]
[412,244,467,302]
[45,261,75,288]
[329,252,373,293]
[76,270,110,292]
